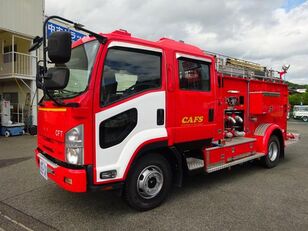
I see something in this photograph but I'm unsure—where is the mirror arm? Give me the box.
[43,15,107,70]
[74,24,107,44]
[36,60,46,89]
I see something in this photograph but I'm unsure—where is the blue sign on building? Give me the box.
[47,22,85,42]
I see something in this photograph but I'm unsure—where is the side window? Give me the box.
[101,47,161,106]
[178,58,210,91]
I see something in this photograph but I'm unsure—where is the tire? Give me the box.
[4,130,10,137]
[124,153,172,211]
[303,116,308,122]
[262,135,280,168]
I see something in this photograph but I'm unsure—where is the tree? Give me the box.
[302,92,308,105]
[289,93,302,106]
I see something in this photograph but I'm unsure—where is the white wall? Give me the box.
[0,0,44,37]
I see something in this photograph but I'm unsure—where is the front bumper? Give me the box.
[35,149,87,192]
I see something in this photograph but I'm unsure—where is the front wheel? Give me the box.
[303,116,308,122]
[262,135,280,168]
[124,153,172,211]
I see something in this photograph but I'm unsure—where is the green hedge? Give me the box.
[289,92,308,106]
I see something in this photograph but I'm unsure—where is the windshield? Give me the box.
[294,106,308,112]
[52,40,99,99]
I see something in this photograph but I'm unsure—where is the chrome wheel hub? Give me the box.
[268,141,278,161]
[137,165,164,199]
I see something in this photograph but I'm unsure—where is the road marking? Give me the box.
[0,211,34,231]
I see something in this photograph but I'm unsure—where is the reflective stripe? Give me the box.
[38,108,67,112]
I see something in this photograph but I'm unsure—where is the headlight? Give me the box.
[65,125,84,165]
[66,148,79,165]
[68,129,80,142]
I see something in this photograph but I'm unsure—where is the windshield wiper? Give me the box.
[59,89,80,94]
[52,89,80,98]
[44,90,80,108]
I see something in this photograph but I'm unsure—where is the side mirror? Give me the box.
[29,36,43,52]
[48,31,72,63]
[44,66,70,90]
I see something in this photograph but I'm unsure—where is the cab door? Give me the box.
[171,53,217,144]
[93,42,167,184]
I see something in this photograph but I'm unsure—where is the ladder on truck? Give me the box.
[204,50,286,83]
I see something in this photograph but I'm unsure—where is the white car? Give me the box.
[293,105,308,122]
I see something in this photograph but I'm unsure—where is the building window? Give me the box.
[178,58,210,91]
[101,47,161,106]
[3,45,17,63]
[3,92,18,104]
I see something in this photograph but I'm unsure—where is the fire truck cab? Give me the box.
[34,16,290,211]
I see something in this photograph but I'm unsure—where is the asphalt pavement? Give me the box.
[0,121,307,231]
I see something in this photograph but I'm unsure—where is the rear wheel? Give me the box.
[4,130,10,137]
[262,135,280,168]
[124,153,172,211]
[303,116,308,122]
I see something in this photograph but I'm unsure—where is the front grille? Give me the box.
[42,145,54,153]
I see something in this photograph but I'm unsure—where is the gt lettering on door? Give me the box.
[181,116,204,124]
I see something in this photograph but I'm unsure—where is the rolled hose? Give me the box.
[233,130,245,137]
[234,115,243,123]
[227,116,236,124]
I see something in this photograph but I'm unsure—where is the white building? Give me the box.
[0,0,44,127]
[295,89,307,93]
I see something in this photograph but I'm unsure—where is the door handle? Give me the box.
[208,108,214,122]
[157,109,164,125]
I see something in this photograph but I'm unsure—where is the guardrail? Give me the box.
[0,52,37,78]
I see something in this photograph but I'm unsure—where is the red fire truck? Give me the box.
[32,16,295,211]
